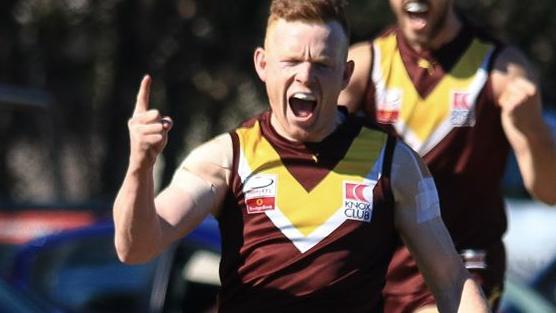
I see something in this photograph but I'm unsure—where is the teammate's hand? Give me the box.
[497,65,542,135]
[128,75,173,169]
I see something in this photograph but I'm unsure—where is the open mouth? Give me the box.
[404,1,429,14]
[404,1,429,29]
[289,92,317,118]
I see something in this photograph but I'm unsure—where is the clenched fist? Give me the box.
[128,75,173,169]
[497,65,542,135]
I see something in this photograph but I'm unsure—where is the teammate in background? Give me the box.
[113,0,490,312]
[339,0,556,312]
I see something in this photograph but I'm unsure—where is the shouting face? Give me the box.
[389,0,456,50]
[254,19,353,142]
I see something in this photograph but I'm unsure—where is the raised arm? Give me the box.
[492,46,556,204]
[338,41,373,113]
[113,75,231,264]
[390,142,490,313]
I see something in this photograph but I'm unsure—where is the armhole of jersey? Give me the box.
[487,43,504,72]
[228,130,241,192]
[381,135,397,205]
[484,43,505,107]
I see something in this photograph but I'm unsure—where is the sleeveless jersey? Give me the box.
[216,111,397,313]
[367,27,510,249]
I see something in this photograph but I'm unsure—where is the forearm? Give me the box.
[493,49,556,204]
[113,165,163,264]
[510,122,556,204]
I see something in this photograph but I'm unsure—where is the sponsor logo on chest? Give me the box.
[376,88,402,124]
[450,90,476,127]
[343,181,374,223]
[243,174,277,214]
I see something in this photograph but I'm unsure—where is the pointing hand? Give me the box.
[128,75,173,169]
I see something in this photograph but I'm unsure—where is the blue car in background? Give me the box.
[4,109,556,313]
[0,277,60,313]
[5,216,221,313]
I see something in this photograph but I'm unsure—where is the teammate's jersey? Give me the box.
[216,110,397,313]
[365,26,510,249]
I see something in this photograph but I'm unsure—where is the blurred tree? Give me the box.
[0,0,554,206]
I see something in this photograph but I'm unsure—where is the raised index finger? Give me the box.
[134,74,152,115]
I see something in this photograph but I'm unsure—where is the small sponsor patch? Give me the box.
[245,197,275,214]
[343,182,374,223]
[377,110,399,124]
[450,91,475,127]
[243,174,277,214]
[376,88,402,124]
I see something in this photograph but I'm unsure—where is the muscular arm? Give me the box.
[492,46,556,204]
[391,142,490,313]
[114,131,232,264]
[338,41,373,113]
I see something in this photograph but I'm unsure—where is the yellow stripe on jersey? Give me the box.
[236,121,386,237]
[373,32,493,154]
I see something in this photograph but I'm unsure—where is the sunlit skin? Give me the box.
[254,19,353,142]
[389,0,461,52]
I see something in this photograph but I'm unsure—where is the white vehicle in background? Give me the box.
[504,199,556,281]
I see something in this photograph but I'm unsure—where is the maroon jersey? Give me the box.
[216,111,398,313]
[365,24,509,310]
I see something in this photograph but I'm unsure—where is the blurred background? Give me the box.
[0,0,555,312]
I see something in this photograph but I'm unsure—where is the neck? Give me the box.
[269,111,341,143]
[413,9,462,53]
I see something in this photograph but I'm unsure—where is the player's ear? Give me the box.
[342,60,355,89]
[254,47,267,82]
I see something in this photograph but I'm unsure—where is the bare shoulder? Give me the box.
[347,41,373,85]
[154,134,232,231]
[179,133,233,186]
[349,41,373,64]
[187,133,233,165]
[339,41,373,112]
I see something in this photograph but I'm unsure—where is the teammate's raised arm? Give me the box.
[493,49,556,204]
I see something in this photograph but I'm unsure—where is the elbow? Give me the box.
[114,238,156,265]
[540,195,556,206]
[542,197,556,206]
[116,251,149,265]
[538,189,556,206]
[527,184,556,206]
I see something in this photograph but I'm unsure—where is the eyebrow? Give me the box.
[279,52,334,62]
